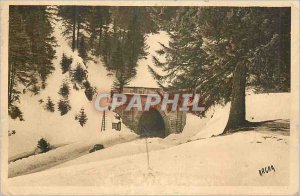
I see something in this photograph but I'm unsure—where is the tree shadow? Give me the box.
[220,119,290,136]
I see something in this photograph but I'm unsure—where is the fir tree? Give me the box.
[150,7,291,132]
[9,6,56,120]
[149,8,208,92]
[76,108,88,127]
[98,8,153,92]
[57,6,77,51]
[58,81,70,98]
[110,41,128,92]
[37,138,50,153]
[9,6,34,119]
[57,99,71,115]
[8,105,24,121]
[83,81,96,101]
[99,28,113,66]
[71,64,87,87]
[85,6,111,56]
[45,97,55,112]
[18,6,56,88]
[57,6,90,51]
[78,36,88,65]
[111,7,158,34]
[60,53,73,74]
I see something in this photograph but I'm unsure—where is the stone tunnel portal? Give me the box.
[138,109,166,138]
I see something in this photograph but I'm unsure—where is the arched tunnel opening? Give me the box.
[138,109,166,138]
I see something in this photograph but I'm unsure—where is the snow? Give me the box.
[8,128,137,178]
[8,92,291,192]
[246,92,290,121]
[190,104,231,140]
[8,129,289,194]
[44,93,291,170]
[128,31,169,88]
[51,137,170,170]
[184,92,289,142]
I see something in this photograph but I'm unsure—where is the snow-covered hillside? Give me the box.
[8,125,289,195]
[165,92,290,144]
[8,19,168,159]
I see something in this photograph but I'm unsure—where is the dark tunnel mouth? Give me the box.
[138,109,166,138]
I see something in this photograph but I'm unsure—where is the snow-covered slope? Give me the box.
[165,92,290,143]
[8,129,289,194]
[8,128,137,178]
[8,20,169,158]
[8,19,114,158]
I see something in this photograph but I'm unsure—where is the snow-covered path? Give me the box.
[9,121,289,193]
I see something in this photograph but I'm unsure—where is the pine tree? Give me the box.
[71,64,87,87]
[197,7,290,132]
[37,138,50,153]
[9,6,56,120]
[45,97,55,112]
[76,108,88,127]
[18,6,56,88]
[57,99,71,115]
[111,7,158,34]
[150,7,178,31]
[151,7,291,132]
[60,53,73,74]
[110,41,127,92]
[58,81,70,98]
[99,28,113,66]
[98,8,154,93]
[9,6,34,119]
[83,81,96,101]
[85,6,111,56]
[8,105,24,121]
[57,6,78,51]
[58,6,90,51]
[78,36,88,65]
[149,8,208,93]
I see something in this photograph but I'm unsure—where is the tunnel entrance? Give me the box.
[138,109,166,138]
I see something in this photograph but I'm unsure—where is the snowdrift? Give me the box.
[166,92,290,142]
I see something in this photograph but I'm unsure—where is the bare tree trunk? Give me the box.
[224,62,247,133]
[72,6,76,51]
[8,63,11,103]
[76,7,80,50]
[8,63,14,105]
[99,26,102,44]
[76,17,80,50]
